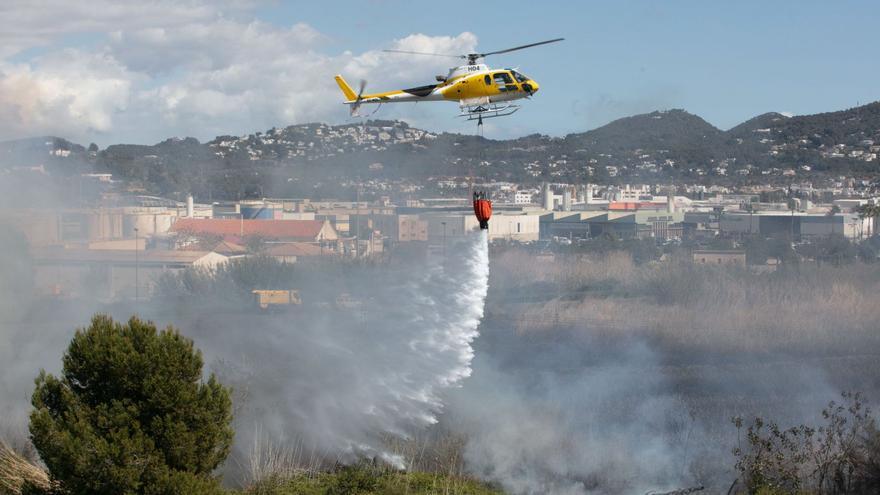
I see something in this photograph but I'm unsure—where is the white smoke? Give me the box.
[450,344,698,494]
[193,231,490,467]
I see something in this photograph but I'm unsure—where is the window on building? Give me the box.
[517,222,521,233]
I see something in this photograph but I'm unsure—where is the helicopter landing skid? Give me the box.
[457,103,520,121]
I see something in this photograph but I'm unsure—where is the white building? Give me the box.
[514,191,533,205]
[616,184,651,201]
[423,212,541,243]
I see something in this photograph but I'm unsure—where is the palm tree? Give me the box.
[857,204,880,238]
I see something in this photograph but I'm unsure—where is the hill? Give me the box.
[0,136,88,169]
[569,109,722,152]
[2,101,879,199]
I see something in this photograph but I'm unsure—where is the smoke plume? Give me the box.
[188,231,490,469]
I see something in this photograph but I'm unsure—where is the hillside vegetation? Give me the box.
[3,101,880,199]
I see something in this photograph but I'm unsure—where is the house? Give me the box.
[264,243,325,263]
[692,250,746,266]
[180,239,249,258]
[209,240,249,257]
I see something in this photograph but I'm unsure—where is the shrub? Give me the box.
[732,392,878,494]
[29,315,233,494]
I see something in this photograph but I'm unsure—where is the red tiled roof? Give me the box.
[171,218,327,240]
[265,242,324,257]
[608,201,666,211]
[211,240,248,255]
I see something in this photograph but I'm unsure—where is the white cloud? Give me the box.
[0,0,251,58]
[0,50,133,141]
[0,1,480,144]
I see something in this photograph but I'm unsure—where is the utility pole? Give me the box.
[748,202,753,235]
[441,221,447,258]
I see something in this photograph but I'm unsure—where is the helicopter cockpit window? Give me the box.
[511,70,529,83]
[484,75,491,85]
[493,72,517,91]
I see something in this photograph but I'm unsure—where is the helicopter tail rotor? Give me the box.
[334,75,370,117]
[351,79,367,116]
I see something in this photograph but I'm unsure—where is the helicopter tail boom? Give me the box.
[334,75,358,102]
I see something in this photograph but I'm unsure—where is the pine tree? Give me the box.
[29,315,233,495]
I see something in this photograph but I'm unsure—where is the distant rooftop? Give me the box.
[32,248,222,265]
[171,218,331,240]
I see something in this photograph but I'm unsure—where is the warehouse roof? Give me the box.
[32,248,227,266]
[170,218,336,241]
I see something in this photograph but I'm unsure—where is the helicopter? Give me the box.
[334,38,563,123]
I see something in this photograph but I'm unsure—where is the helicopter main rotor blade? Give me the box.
[476,38,565,58]
[382,49,461,59]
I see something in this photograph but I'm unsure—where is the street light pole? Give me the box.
[356,179,361,258]
[134,227,139,304]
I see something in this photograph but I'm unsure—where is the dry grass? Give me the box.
[243,428,329,491]
[383,429,469,478]
[0,441,50,495]
[241,419,478,491]
[491,250,880,355]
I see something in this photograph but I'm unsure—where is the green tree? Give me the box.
[857,203,880,238]
[797,234,858,266]
[243,234,274,254]
[29,315,233,495]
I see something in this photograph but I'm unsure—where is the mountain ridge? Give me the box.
[2,101,879,198]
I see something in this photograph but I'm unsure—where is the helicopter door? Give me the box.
[492,72,518,92]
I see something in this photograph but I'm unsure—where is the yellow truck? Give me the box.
[252,290,302,310]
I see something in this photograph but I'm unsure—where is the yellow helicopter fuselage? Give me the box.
[334,64,540,109]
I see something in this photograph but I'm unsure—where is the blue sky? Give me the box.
[274,0,879,133]
[1,1,878,144]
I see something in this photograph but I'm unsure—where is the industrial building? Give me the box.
[32,248,229,300]
[213,200,284,219]
[170,218,338,243]
[358,214,428,244]
[541,209,685,240]
[719,211,869,239]
[0,207,190,247]
[422,211,541,243]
